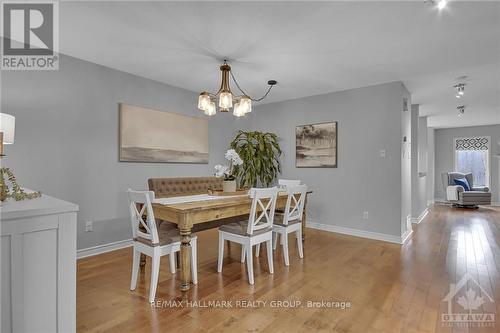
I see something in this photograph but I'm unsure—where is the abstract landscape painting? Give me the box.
[296,122,337,168]
[119,104,209,163]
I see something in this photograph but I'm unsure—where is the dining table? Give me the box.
[151,190,312,292]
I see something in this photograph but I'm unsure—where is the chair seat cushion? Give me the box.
[219,221,272,236]
[135,221,181,247]
[273,214,302,227]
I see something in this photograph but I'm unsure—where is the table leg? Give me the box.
[179,227,192,292]
[301,195,309,242]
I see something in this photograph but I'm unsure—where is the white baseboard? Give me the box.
[411,208,429,224]
[306,221,407,244]
[77,239,132,259]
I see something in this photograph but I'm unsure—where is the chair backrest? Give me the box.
[246,187,279,235]
[281,184,308,225]
[278,179,301,187]
[127,189,159,244]
[442,172,473,190]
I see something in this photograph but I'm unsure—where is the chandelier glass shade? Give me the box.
[197,60,276,117]
[454,83,465,99]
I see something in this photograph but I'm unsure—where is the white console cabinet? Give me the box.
[1,194,78,333]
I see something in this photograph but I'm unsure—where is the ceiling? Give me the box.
[55,1,500,128]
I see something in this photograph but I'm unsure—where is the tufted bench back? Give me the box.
[148,177,223,198]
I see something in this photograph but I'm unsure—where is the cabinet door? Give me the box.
[1,212,76,333]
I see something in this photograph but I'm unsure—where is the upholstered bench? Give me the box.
[148,177,247,232]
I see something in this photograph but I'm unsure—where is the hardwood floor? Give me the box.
[77,204,500,332]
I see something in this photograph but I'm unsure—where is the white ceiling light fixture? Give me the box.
[457,105,465,117]
[426,0,448,11]
[197,60,277,117]
[437,0,448,10]
[454,83,466,98]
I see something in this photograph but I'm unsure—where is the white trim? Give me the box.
[406,214,412,234]
[77,239,132,259]
[411,208,429,224]
[306,220,409,244]
[453,136,491,189]
[401,228,413,244]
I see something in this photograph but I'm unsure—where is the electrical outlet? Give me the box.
[85,221,93,232]
[379,149,386,158]
[363,211,369,220]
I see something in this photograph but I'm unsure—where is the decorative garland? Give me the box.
[0,167,41,201]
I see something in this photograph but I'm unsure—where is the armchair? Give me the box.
[442,172,491,208]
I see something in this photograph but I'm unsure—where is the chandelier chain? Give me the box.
[229,70,274,102]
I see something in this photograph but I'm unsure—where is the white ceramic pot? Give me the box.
[222,180,237,193]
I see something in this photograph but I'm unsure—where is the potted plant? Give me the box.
[214,149,243,192]
[230,131,282,187]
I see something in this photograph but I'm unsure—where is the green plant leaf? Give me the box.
[229,130,282,187]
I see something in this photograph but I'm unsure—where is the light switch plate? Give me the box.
[85,221,93,232]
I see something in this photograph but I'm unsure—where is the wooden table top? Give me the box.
[152,191,312,213]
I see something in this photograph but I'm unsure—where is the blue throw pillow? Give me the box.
[453,178,471,191]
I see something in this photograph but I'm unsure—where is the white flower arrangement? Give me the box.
[214,149,243,181]
[225,149,243,166]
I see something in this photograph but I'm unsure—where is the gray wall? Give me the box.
[435,124,500,204]
[250,82,407,238]
[1,55,419,246]
[1,55,250,250]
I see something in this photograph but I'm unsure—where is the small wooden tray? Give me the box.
[208,189,249,196]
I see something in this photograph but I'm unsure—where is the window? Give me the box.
[454,137,490,187]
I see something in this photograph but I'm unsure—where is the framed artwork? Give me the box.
[296,121,337,168]
[119,103,209,163]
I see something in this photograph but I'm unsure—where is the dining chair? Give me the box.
[278,179,301,187]
[127,189,198,303]
[217,187,278,285]
[275,179,302,215]
[271,184,307,266]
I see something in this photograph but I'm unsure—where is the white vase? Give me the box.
[222,180,237,193]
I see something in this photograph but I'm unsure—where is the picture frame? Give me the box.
[296,121,338,168]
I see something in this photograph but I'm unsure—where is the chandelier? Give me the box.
[197,60,277,117]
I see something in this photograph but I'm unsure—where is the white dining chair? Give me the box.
[275,179,302,216]
[278,179,301,187]
[272,184,307,266]
[217,187,278,285]
[127,189,197,303]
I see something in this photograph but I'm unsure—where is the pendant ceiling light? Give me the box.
[197,60,277,117]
